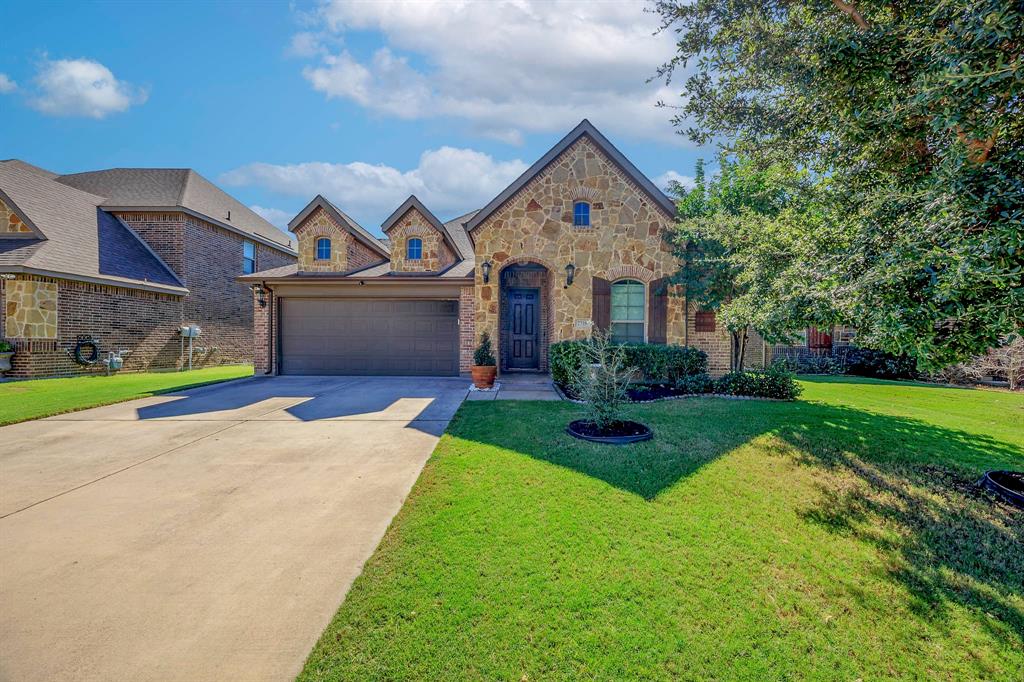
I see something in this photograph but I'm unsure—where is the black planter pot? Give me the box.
[566,419,653,445]
[979,470,1024,509]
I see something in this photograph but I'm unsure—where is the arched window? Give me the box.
[610,279,645,343]
[315,237,331,260]
[573,201,590,227]
[407,237,423,260]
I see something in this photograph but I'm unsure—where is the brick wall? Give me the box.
[459,285,476,373]
[348,237,384,271]
[116,213,186,275]
[1,275,184,378]
[252,287,276,375]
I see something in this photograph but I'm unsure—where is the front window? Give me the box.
[407,237,423,260]
[610,279,644,343]
[242,240,255,274]
[573,201,590,227]
[316,237,331,260]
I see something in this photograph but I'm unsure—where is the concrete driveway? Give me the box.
[0,375,468,682]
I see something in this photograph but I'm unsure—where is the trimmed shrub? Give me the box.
[779,354,845,375]
[676,372,715,394]
[473,332,496,366]
[550,340,708,387]
[715,362,802,400]
[846,347,918,380]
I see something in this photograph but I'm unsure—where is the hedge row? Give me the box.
[675,363,802,400]
[549,340,708,387]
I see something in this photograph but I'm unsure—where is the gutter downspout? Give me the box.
[263,280,275,375]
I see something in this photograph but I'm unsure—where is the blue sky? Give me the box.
[0,0,709,236]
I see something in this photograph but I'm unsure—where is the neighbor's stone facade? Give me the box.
[1,198,33,234]
[385,207,456,273]
[472,136,702,370]
[4,279,57,339]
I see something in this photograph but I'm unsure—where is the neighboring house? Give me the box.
[241,120,763,377]
[0,160,296,378]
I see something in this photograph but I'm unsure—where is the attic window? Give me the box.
[407,237,423,260]
[316,237,331,260]
[573,201,590,227]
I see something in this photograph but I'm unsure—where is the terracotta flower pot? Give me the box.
[471,365,497,389]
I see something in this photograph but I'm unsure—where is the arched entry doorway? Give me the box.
[499,262,551,372]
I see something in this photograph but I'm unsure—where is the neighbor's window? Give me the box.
[573,201,590,227]
[610,279,645,343]
[695,310,716,332]
[316,237,331,260]
[242,240,255,274]
[407,237,423,260]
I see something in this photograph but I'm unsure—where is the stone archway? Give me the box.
[498,261,553,372]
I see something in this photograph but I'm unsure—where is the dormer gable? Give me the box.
[381,195,459,273]
[288,195,388,273]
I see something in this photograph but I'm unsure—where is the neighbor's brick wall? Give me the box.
[1,275,183,378]
[459,285,476,373]
[117,210,295,371]
[386,207,456,273]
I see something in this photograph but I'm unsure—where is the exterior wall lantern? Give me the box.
[251,284,267,308]
[481,260,492,284]
[564,262,576,288]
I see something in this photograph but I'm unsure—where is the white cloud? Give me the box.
[29,58,147,118]
[222,147,528,227]
[655,171,695,192]
[296,0,689,145]
[287,32,325,58]
[0,74,16,94]
[250,205,294,228]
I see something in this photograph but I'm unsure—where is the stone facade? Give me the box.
[385,207,455,273]
[1,198,33,235]
[4,279,57,339]
[292,206,382,273]
[472,136,696,370]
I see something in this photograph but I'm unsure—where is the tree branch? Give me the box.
[833,0,869,30]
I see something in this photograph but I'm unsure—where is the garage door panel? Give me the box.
[280,298,459,376]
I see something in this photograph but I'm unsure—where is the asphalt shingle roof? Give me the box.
[56,168,295,250]
[0,161,185,292]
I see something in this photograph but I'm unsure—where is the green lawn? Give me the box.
[301,377,1023,681]
[0,365,253,425]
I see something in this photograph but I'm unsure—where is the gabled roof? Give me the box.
[380,195,465,259]
[464,119,677,234]
[0,161,186,294]
[288,194,390,258]
[56,168,296,252]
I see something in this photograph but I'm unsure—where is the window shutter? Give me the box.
[648,277,669,344]
[695,310,716,332]
[592,277,611,333]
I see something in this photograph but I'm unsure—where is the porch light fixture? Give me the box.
[481,260,492,284]
[564,262,576,288]
[251,283,267,308]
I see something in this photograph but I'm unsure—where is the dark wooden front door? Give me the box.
[507,288,539,369]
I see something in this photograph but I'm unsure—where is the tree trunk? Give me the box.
[731,327,749,371]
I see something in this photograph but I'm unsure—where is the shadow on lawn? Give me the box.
[457,397,1024,644]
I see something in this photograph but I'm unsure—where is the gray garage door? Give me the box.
[279,298,459,376]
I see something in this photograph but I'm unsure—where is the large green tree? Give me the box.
[669,156,820,368]
[654,0,1023,368]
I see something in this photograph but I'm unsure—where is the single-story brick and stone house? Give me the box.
[0,160,296,378]
[241,120,838,377]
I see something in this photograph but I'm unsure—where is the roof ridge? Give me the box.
[177,169,195,206]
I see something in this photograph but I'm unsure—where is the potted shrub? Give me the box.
[471,332,497,389]
[567,331,652,444]
[0,339,14,375]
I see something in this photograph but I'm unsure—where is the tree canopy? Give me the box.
[654,0,1023,368]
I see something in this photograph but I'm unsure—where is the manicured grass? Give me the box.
[301,377,1023,681]
[0,365,253,425]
